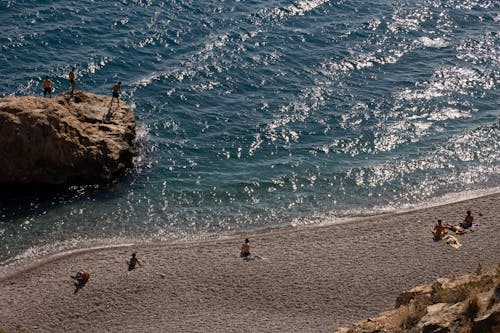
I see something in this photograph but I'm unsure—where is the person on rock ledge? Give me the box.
[43,76,53,98]
[68,67,76,97]
[110,81,122,107]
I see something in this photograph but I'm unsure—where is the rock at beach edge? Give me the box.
[0,91,137,185]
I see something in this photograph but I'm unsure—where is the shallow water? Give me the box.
[0,0,498,264]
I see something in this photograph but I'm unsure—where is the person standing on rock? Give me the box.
[43,76,53,98]
[110,81,121,107]
[69,67,76,96]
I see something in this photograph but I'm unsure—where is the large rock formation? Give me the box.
[0,91,136,185]
[333,264,500,333]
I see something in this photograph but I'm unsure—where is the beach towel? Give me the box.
[443,235,461,249]
[242,254,264,261]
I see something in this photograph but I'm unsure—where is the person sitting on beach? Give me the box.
[240,238,251,258]
[432,219,446,240]
[43,76,53,98]
[460,211,474,229]
[71,270,90,286]
[127,252,141,271]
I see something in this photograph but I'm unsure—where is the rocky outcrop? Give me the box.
[0,91,136,185]
[333,264,500,333]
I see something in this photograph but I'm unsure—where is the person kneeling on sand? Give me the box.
[240,238,262,260]
[127,252,142,271]
[432,219,446,240]
[240,238,251,258]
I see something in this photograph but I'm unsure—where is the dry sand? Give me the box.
[0,193,499,333]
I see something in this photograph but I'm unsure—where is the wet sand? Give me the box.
[0,193,499,332]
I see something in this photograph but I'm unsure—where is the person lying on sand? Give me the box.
[127,252,142,271]
[71,270,90,293]
[432,219,446,240]
[445,223,475,235]
[71,270,90,285]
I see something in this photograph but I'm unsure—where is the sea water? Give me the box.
[0,0,498,265]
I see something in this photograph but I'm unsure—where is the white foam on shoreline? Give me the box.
[1,187,499,278]
[0,231,240,280]
[289,186,500,228]
[0,241,136,280]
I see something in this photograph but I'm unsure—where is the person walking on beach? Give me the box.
[432,219,446,240]
[69,67,76,96]
[127,252,141,271]
[110,81,121,107]
[460,211,474,229]
[43,76,53,98]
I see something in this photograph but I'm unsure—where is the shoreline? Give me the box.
[2,186,499,272]
[1,192,499,332]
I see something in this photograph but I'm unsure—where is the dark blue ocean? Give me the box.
[0,0,498,265]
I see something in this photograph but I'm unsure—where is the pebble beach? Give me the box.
[1,192,499,333]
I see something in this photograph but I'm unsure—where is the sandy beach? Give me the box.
[0,193,499,333]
